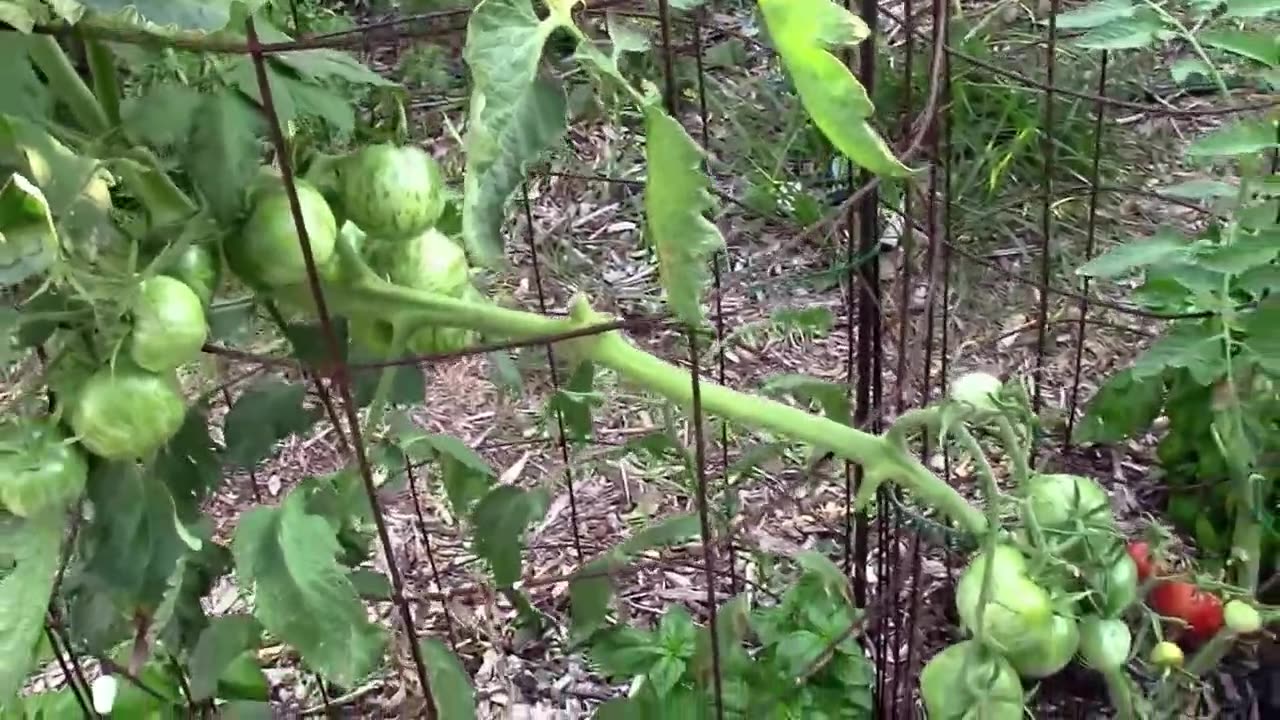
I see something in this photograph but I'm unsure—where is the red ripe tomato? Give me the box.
[1148,581,1224,642]
[1127,541,1156,582]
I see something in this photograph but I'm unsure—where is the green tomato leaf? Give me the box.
[1200,29,1280,66]
[223,378,319,470]
[0,510,66,703]
[1053,0,1137,29]
[569,555,620,643]
[547,360,600,442]
[232,489,388,687]
[215,653,270,702]
[420,638,477,720]
[0,36,51,119]
[619,514,701,555]
[471,485,550,586]
[1242,297,1280,375]
[647,655,685,697]
[1224,0,1280,17]
[389,415,494,518]
[1076,229,1189,278]
[1074,368,1165,444]
[0,113,104,216]
[1238,263,1280,298]
[121,82,204,149]
[642,96,725,324]
[0,172,57,287]
[0,1,40,33]
[1188,118,1280,157]
[462,0,570,266]
[188,613,262,702]
[75,0,264,30]
[1162,179,1237,199]
[1131,322,1226,385]
[607,11,650,62]
[1196,231,1280,274]
[758,0,913,178]
[154,406,223,523]
[1075,17,1165,49]
[81,461,195,612]
[184,89,264,223]
[776,630,827,675]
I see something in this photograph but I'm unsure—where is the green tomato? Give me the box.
[225,178,337,289]
[956,544,1054,655]
[1087,552,1139,618]
[920,640,1025,720]
[163,243,221,307]
[1077,615,1131,671]
[337,143,445,238]
[1223,600,1262,635]
[128,276,208,372]
[0,420,88,517]
[364,227,470,296]
[1149,641,1184,669]
[950,371,1003,413]
[70,363,186,461]
[1005,613,1080,679]
[1024,472,1113,530]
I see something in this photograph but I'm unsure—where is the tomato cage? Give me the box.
[2,1,1276,719]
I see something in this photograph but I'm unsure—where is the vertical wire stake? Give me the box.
[688,327,725,720]
[243,18,437,716]
[1031,1,1061,421]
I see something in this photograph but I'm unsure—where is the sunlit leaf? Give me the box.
[462,0,570,266]
[1188,119,1280,157]
[758,0,913,178]
[420,638,477,719]
[1200,29,1280,66]
[643,95,725,324]
[471,485,550,586]
[1053,0,1137,28]
[233,489,387,687]
[0,510,66,703]
[1130,321,1226,385]
[1076,229,1190,278]
[0,172,57,286]
[1075,17,1165,49]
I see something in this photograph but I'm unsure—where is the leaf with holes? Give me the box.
[1188,119,1280,157]
[233,489,388,687]
[758,0,912,178]
[223,378,319,470]
[1076,229,1190,278]
[154,405,223,523]
[188,614,262,702]
[1053,0,1137,28]
[642,94,725,324]
[1074,368,1166,444]
[76,0,265,30]
[0,510,66,703]
[462,0,570,266]
[420,638,477,719]
[184,89,264,223]
[471,485,550,586]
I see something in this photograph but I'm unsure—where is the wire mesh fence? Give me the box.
[11,0,1278,717]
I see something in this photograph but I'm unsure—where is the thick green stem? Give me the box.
[592,331,988,534]
[321,277,988,534]
[954,425,1005,644]
[82,37,121,127]
[1102,668,1136,720]
[27,36,110,136]
[995,415,1030,492]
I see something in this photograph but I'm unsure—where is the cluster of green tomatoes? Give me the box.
[0,142,473,520]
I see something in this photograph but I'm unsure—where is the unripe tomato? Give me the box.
[956,544,1054,655]
[225,179,337,289]
[1078,615,1132,671]
[337,143,445,238]
[128,275,208,372]
[921,640,1025,720]
[1223,600,1262,635]
[164,243,222,307]
[1087,552,1140,618]
[1149,641,1184,669]
[1024,472,1113,530]
[364,227,470,296]
[949,371,1003,413]
[1005,613,1079,679]
[70,363,186,460]
[0,419,88,517]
